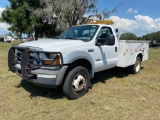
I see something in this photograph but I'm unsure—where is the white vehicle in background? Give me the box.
[4,38,11,43]
[8,20,149,99]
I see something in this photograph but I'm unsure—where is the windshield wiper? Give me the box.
[65,37,76,39]
[54,36,60,39]
[64,37,81,40]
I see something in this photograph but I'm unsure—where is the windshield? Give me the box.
[58,25,99,41]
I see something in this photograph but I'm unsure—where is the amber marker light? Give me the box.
[55,54,60,65]
[43,59,54,65]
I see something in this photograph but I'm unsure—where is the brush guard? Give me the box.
[8,46,63,79]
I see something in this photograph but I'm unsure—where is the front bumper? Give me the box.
[16,64,68,87]
[8,46,68,88]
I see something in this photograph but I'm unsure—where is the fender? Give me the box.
[63,51,95,78]
[134,52,143,64]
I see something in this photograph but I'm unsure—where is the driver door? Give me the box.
[94,26,118,72]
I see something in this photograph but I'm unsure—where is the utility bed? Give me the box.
[117,40,149,67]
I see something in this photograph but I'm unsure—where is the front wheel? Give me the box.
[63,66,90,100]
[130,57,141,74]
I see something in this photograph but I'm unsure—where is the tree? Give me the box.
[1,0,97,39]
[119,32,137,40]
[7,32,14,37]
[142,31,160,43]
[31,0,97,31]
[32,0,120,29]
[1,0,119,40]
[1,1,41,39]
[1,0,58,40]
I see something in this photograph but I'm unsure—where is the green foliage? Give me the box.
[1,0,119,39]
[119,31,160,42]
[1,0,56,39]
[7,32,14,37]
[142,31,160,43]
[1,0,97,39]
[119,32,137,40]
[1,1,39,39]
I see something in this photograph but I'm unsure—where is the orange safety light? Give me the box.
[87,20,114,25]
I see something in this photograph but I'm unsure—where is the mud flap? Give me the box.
[8,47,15,72]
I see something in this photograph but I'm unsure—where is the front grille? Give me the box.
[15,48,41,69]
[8,46,63,79]
[16,49,23,64]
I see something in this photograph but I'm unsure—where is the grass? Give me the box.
[0,42,160,120]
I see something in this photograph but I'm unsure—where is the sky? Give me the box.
[0,0,160,37]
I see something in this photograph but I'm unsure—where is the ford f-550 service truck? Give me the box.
[8,23,149,99]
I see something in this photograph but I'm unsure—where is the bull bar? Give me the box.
[8,46,64,79]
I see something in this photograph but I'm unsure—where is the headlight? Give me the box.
[43,53,61,65]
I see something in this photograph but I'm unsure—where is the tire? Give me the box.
[130,57,141,74]
[63,66,90,100]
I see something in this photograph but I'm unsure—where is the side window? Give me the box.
[97,27,112,38]
[97,27,114,45]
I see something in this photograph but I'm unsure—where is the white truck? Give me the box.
[4,38,11,42]
[4,35,12,42]
[8,23,149,99]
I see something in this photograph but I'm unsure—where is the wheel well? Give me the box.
[69,59,92,76]
[62,59,92,85]
[137,53,143,61]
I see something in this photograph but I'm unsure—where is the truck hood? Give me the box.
[19,39,85,51]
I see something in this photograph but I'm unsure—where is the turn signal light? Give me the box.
[43,54,61,65]
[55,54,60,65]
[44,60,54,65]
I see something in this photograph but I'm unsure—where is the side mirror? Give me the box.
[115,29,118,33]
[96,38,107,46]
[96,34,115,46]
[106,35,115,45]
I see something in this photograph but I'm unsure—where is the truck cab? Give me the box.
[8,21,149,99]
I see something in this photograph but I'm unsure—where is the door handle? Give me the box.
[115,46,117,52]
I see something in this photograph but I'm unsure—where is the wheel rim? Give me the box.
[72,73,87,93]
[135,61,140,72]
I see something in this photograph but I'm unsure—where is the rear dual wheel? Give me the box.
[63,66,90,100]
